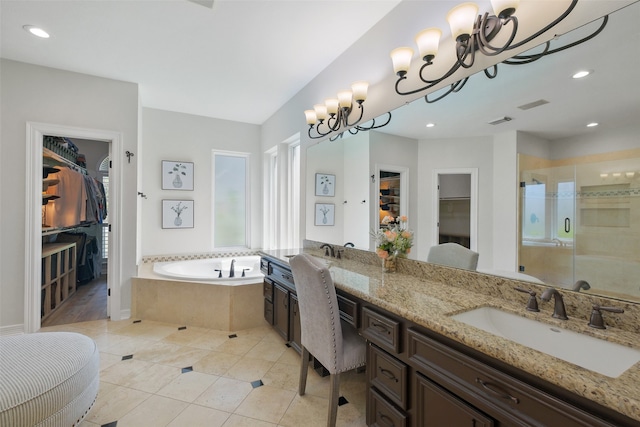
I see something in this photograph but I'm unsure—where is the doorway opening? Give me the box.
[373,165,409,247]
[433,169,478,252]
[41,137,110,327]
[26,122,122,333]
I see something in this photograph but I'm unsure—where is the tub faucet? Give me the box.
[540,287,568,320]
[229,259,236,278]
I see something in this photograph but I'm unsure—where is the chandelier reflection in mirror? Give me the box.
[391,0,606,103]
[304,81,392,140]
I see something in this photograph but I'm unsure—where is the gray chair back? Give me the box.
[290,253,344,374]
[427,242,479,271]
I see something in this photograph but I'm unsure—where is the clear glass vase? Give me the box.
[383,251,398,273]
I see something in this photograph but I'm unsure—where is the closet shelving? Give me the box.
[41,137,88,319]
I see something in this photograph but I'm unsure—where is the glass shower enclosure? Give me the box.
[518,154,640,300]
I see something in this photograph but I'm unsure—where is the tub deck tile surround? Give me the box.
[260,241,640,424]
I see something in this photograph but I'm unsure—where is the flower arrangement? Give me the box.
[372,215,414,262]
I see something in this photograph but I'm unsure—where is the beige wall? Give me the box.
[0,59,139,331]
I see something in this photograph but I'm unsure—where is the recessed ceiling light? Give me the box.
[23,25,50,38]
[587,122,599,128]
[426,123,435,128]
[572,70,591,79]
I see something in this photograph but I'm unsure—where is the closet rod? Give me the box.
[43,147,88,175]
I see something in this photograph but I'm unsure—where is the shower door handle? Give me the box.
[565,218,571,233]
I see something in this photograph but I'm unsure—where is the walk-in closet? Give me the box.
[41,136,110,326]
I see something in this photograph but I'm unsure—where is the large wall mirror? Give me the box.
[305,2,640,303]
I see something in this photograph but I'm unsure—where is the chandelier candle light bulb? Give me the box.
[415,28,442,62]
[337,90,353,109]
[447,2,479,41]
[325,98,339,116]
[351,81,369,104]
[314,104,328,122]
[390,47,415,77]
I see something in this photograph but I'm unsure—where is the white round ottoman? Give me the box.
[0,332,100,427]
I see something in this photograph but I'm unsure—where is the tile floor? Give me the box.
[40,318,368,427]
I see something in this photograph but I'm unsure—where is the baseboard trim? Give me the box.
[0,324,25,336]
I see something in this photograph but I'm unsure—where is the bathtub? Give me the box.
[152,256,263,285]
[133,255,266,330]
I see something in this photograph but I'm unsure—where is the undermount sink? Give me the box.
[451,307,640,378]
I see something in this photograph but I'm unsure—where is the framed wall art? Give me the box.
[162,160,194,190]
[315,203,335,226]
[315,173,335,197]
[162,200,194,229]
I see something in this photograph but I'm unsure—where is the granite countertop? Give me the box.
[259,248,640,423]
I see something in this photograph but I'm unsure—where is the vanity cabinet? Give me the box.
[273,283,290,341]
[259,254,635,427]
[364,302,626,427]
[261,255,359,356]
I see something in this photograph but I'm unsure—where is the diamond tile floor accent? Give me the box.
[40,318,367,426]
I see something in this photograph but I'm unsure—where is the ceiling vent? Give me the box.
[518,99,549,110]
[488,116,513,125]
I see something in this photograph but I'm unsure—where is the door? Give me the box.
[273,283,289,341]
[26,122,122,333]
[289,292,302,353]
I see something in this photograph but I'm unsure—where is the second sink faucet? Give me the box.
[320,243,335,258]
[540,287,568,320]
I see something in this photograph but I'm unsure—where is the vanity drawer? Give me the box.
[337,292,359,328]
[368,343,408,410]
[260,258,270,274]
[407,328,615,427]
[362,307,401,354]
[270,264,295,289]
[367,387,407,427]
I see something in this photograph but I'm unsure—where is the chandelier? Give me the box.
[304,81,392,140]
[390,0,595,102]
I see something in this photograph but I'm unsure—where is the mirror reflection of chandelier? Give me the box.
[305,81,388,140]
[391,0,607,103]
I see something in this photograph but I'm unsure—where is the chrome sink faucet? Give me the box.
[540,287,568,320]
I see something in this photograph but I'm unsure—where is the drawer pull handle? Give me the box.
[377,412,395,427]
[379,367,399,382]
[476,378,519,404]
[372,321,390,334]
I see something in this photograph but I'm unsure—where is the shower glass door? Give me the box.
[519,161,575,287]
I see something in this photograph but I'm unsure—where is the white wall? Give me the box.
[305,138,345,245]
[140,108,262,256]
[416,136,494,265]
[343,133,370,249]
[0,59,139,330]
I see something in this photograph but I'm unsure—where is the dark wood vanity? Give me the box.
[260,251,640,427]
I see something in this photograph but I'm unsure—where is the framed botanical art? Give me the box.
[162,200,194,229]
[162,161,194,190]
[315,203,335,226]
[315,173,335,197]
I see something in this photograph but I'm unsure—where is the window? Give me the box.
[287,142,300,248]
[522,182,546,239]
[213,151,249,248]
[98,156,110,261]
[264,147,278,249]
